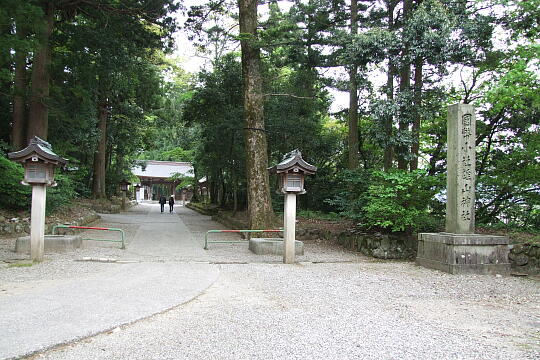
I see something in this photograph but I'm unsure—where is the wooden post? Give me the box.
[30,184,47,262]
[121,191,126,210]
[283,193,297,264]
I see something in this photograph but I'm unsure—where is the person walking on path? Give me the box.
[159,195,166,213]
[169,195,175,213]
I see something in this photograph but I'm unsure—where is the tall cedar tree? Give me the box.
[238,0,275,228]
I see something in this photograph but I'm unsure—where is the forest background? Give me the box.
[0,0,538,237]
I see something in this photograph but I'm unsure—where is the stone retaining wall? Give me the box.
[88,199,136,214]
[0,213,100,237]
[211,212,248,231]
[334,232,417,260]
[509,243,540,275]
[0,221,30,236]
[185,202,218,216]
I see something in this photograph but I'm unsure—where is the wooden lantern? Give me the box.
[268,149,317,194]
[8,136,67,187]
[119,179,131,192]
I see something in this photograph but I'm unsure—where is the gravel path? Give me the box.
[33,262,539,360]
[0,203,538,359]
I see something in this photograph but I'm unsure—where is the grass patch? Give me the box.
[7,261,34,268]
[509,232,540,245]
[477,226,540,245]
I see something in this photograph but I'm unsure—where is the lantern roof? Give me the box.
[8,136,67,166]
[268,149,317,174]
[119,179,131,186]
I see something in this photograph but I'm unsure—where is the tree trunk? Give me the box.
[233,179,238,216]
[239,0,275,229]
[209,176,217,204]
[305,14,318,98]
[397,0,412,171]
[410,59,423,170]
[27,0,54,141]
[12,23,28,150]
[220,174,226,207]
[192,168,200,203]
[116,153,125,196]
[383,0,397,171]
[348,0,359,170]
[92,99,108,199]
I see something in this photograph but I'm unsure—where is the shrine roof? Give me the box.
[268,149,317,174]
[132,160,194,179]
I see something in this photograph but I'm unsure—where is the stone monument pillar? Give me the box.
[446,104,475,234]
[416,104,510,275]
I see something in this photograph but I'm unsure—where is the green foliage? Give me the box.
[159,147,195,162]
[297,210,342,221]
[363,170,442,233]
[329,169,443,233]
[472,42,540,227]
[325,169,373,221]
[0,0,536,238]
[183,54,246,206]
[46,173,77,215]
[0,154,31,210]
[0,154,78,214]
[169,173,194,191]
[0,0,42,83]
[501,0,540,40]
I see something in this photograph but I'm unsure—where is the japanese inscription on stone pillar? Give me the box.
[446,104,476,234]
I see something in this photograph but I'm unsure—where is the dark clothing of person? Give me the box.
[169,196,175,213]
[159,196,166,213]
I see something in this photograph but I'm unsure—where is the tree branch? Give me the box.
[263,93,314,99]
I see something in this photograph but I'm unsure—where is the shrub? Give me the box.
[0,154,31,210]
[325,168,373,220]
[363,170,442,233]
[0,154,77,214]
[46,173,77,215]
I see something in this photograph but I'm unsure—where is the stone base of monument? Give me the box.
[416,233,510,275]
[249,238,304,256]
[15,235,83,254]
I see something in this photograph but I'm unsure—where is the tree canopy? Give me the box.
[0,0,538,233]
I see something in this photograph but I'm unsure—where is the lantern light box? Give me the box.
[119,179,131,192]
[268,149,317,194]
[8,136,67,187]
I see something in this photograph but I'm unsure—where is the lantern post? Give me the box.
[8,137,67,262]
[268,150,316,264]
[119,179,131,210]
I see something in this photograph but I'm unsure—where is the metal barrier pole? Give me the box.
[204,229,283,250]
